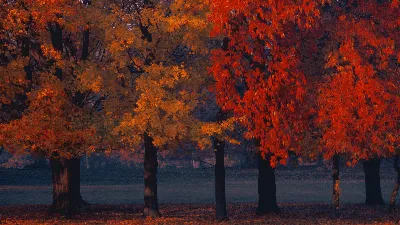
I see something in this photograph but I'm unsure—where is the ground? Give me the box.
[0,203,399,224]
[0,159,399,224]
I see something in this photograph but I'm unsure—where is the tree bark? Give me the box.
[214,139,227,220]
[143,132,161,218]
[332,154,340,218]
[21,37,33,82]
[81,28,89,61]
[85,154,90,170]
[50,154,87,217]
[389,156,400,212]
[363,158,384,205]
[256,153,280,215]
[214,110,228,221]
[214,110,228,220]
[48,22,63,81]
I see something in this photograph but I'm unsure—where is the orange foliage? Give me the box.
[0,78,96,158]
[100,0,219,152]
[0,0,105,159]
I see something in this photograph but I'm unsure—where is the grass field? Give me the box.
[0,160,398,205]
[1,159,399,224]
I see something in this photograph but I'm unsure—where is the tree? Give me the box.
[206,109,236,221]
[99,0,215,217]
[314,0,400,215]
[0,0,121,216]
[213,114,228,221]
[209,0,327,215]
[204,37,236,221]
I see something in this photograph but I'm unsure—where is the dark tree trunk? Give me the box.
[48,22,63,80]
[214,139,227,220]
[389,156,400,212]
[72,26,91,108]
[49,22,63,53]
[214,110,228,221]
[21,37,32,82]
[21,37,33,92]
[81,28,89,61]
[24,65,33,82]
[143,132,161,218]
[332,154,340,218]
[363,158,384,205]
[214,111,228,221]
[50,154,87,217]
[256,153,280,215]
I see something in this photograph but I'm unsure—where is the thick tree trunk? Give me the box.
[389,156,400,212]
[363,158,384,205]
[50,154,87,217]
[143,132,161,218]
[332,154,340,218]
[256,153,280,215]
[214,137,228,220]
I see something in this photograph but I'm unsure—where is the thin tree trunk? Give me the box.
[363,158,384,205]
[332,154,340,218]
[50,154,86,217]
[85,154,90,170]
[389,156,400,212]
[214,111,228,220]
[214,139,227,220]
[256,152,280,215]
[143,132,161,218]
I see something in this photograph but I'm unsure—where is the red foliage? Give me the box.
[315,1,400,163]
[209,0,328,166]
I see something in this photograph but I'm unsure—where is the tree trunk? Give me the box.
[332,154,340,218]
[48,22,63,81]
[214,136,228,220]
[85,154,90,170]
[143,132,161,218]
[363,158,384,205]
[389,156,400,212]
[50,154,87,217]
[256,153,280,215]
[81,28,89,61]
